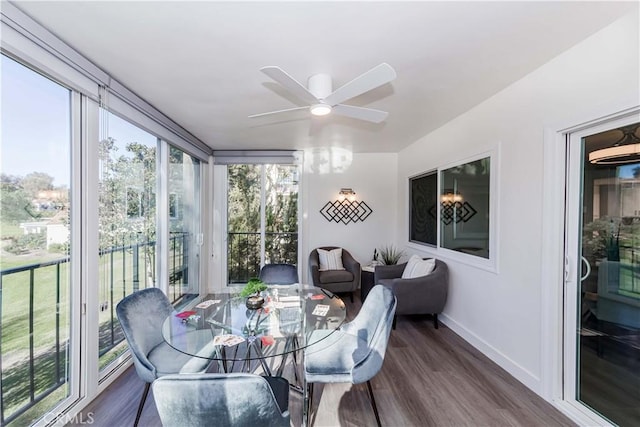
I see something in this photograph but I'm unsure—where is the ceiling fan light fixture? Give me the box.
[588,123,640,165]
[588,143,640,165]
[310,103,332,116]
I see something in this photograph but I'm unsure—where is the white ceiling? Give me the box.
[13,1,636,153]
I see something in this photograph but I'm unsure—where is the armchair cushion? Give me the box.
[402,255,436,278]
[317,248,345,271]
[319,269,354,284]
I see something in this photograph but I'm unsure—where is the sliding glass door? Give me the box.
[0,55,77,426]
[565,117,640,426]
[226,164,298,284]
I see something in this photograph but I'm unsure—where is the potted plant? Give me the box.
[377,245,405,265]
[241,278,268,309]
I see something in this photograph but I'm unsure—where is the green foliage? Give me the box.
[377,245,405,265]
[582,217,638,262]
[240,278,267,297]
[227,164,299,282]
[1,175,32,223]
[98,137,157,249]
[5,233,47,254]
[21,172,54,198]
[48,242,69,254]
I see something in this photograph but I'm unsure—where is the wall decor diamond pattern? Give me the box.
[320,200,373,224]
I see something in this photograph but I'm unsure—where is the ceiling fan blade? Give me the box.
[248,106,308,119]
[260,66,319,105]
[323,63,396,106]
[332,104,388,123]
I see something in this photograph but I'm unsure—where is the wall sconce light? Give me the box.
[440,189,477,225]
[320,188,373,224]
[337,188,357,202]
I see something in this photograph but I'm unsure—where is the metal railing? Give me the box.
[0,232,189,425]
[227,231,298,283]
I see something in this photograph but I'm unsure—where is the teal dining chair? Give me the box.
[153,373,290,427]
[303,285,397,426]
[116,287,213,426]
[259,263,299,285]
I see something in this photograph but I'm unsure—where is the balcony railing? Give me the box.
[0,232,189,425]
[227,231,298,284]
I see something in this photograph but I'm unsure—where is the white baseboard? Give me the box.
[440,313,542,395]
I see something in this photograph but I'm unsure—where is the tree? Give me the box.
[98,138,157,249]
[226,164,298,282]
[98,137,157,286]
[21,172,54,199]
[0,174,31,224]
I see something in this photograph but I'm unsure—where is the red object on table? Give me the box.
[175,310,196,319]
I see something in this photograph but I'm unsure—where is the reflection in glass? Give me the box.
[578,123,640,426]
[440,157,490,259]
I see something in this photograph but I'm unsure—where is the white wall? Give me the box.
[302,150,398,282]
[395,12,639,396]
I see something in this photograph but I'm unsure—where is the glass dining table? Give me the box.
[161,285,346,377]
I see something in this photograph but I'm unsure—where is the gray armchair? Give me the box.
[309,246,360,302]
[374,258,448,329]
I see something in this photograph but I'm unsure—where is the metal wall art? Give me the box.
[320,188,373,224]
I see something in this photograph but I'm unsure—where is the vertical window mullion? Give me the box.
[157,139,169,294]
[260,165,266,268]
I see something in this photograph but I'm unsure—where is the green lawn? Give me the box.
[1,235,187,424]
[0,249,153,423]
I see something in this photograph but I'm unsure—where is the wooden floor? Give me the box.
[69,296,575,427]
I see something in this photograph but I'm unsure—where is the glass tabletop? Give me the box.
[161,285,346,362]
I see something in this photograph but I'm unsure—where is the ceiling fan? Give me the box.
[249,63,396,124]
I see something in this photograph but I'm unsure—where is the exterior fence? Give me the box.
[227,231,298,283]
[0,232,189,425]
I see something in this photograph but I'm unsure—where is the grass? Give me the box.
[0,239,187,424]
[0,217,187,423]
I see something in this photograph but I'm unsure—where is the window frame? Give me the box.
[408,170,438,247]
[406,148,499,273]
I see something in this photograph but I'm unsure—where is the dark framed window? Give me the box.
[440,157,490,259]
[409,171,438,246]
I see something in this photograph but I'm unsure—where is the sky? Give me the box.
[1,55,71,186]
[1,55,157,188]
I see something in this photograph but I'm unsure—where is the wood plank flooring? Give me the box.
[68,296,575,427]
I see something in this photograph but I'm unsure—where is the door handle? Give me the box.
[580,256,591,282]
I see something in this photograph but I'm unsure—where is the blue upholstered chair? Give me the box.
[116,288,213,426]
[304,285,397,427]
[152,373,290,427]
[259,263,299,285]
[259,263,302,382]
